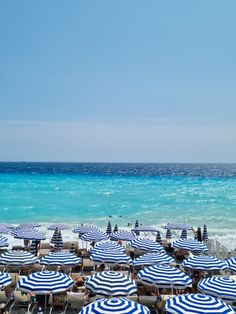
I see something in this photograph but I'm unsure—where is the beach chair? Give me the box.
[138,295,157,307]
[81,258,95,273]
[9,291,32,314]
[64,292,85,313]
[49,293,67,314]
[126,295,139,302]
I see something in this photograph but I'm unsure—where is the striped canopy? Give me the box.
[198,277,236,302]
[73,225,99,234]
[0,236,9,247]
[17,271,74,295]
[0,272,12,288]
[79,298,150,314]
[226,257,236,273]
[80,231,109,242]
[166,229,172,239]
[131,226,158,232]
[0,251,38,266]
[164,223,192,230]
[90,250,132,265]
[110,231,136,241]
[106,221,112,235]
[128,238,164,252]
[156,231,162,243]
[182,255,228,271]
[172,239,209,253]
[138,264,192,289]
[18,222,41,228]
[48,223,70,230]
[50,228,59,244]
[133,252,175,267]
[90,242,125,253]
[40,252,81,266]
[164,294,234,314]
[180,229,187,239]
[202,224,208,241]
[14,230,46,241]
[0,226,12,234]
[85,271,137,296]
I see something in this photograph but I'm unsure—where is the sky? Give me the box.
[0,0,236,162]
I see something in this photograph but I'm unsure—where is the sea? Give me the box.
[0,162,236,249]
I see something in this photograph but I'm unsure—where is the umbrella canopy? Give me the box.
[40,252,81,266]
[226,257,236,272]
[164,223,192,230]
[156,231,162,244]
[79,298,150,314]
[110,231,136,241]
[182,255,228,271]
[131,226,158,232]
[166,229,172,239]
[133,252,175,267]
[180,229,187,239]
[128,238,164,252]
[90,250,132,266]
[14,230,46,241]
[17,271,74,295]
[202,224,208,241]
[90,242,125,254]
[0,236,9,247]
[80,231,109,242]
[198,277,236,302]
[47,224,69,230]
[0,272,12,288]
[73,225,99,234]
[172,239,209,253]
[85,271,137,296]
[106,221,112,235]
[18,222,41,229]
[0,226,12,234]
[164,294,234,314]
[138,265,192,289]
[113,224,118,233]
[0,251,38,266]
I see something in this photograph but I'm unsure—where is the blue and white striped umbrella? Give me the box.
[0,236,9,247]
[17,271,74,295]
[54,230,63,251]
[182,255,228,271]
[0,226,12,234]
[18,222,41,228]
[180,229,187,239]
[226,257,236,273]
[202,224,208,241]
[0,251,38,266]
[156,231,162,244]
[133,252,175,267]
[131,226,158,232]
[80,231,109,242]
[164,294,235,314]
[0,272,12,288]
[106,221,112,235]
[164,223,192,230]
[113,224,118,233]
[85,271,137,296]
[91,250,132,266]
[14,230,46,241]
[128,238,164,252]
[166,229,172,239]
[80,298,150,314]
[73,225,99,234]
[48,223,70,230]
[172,239,209,253]
[110,231,136,241]
[40,252,81,266]
[90,242,125,254]
[50,228,59,244]
[138,265,192,289]
[198,277,236,302]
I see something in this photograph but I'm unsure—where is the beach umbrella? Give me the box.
[29,239,37,256]
[54,231,63,251]
[14,230,46,241]
[182,255,228,271]
[17,271,74,295]
[202,224,208,241]
[90,250,132,266]
[0,226,12,234]
[198,277,236,302]
[0,236,9,247]
[0,251,38,266]
[166,229,172,239]
[70,243,75,254]
[18,222,41,229]
[226,257,236,272]
[138,264,192,289]
[40,252,81,266]
[90,242,125,254]
[110,231,136,241]
[172,239,209,253]
[47,224,70,230]
[106,221,112,235]
[80,231,109,242]
[131,226,158,232]
[134,220,140,236]
[50,228,58,244]
[164,223,192,230]
[133,252,175,267]
[164,294,234,314]
[85,271,137,296]
[113,224,118,233]
[0,272,12,289]
[128,238,164,252]
[180,229,187,239]
[79,298,150,314]
[156,231,162,244]
[73,225,99,234]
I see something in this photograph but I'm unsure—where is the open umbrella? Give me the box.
[90,250,132,266]
[80,231,109,242]
[73,225,99,235]
[110,231,136,241]
[172,239,209,253]
[133,252,175,267]
[90,242,125,254]
[182,255,228,271]
[40,252,81,266]
[48,224,69,230]
[128,238,164,252]
[0,251,38,266]
[226,257,236,272]
[0,236,9,247]
[0,272,12,289]
[164,223,192,230]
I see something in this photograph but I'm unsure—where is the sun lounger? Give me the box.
[64,292,85,313]
[138,295,157,307]
[9,291,32,314]
[81,258,95,273]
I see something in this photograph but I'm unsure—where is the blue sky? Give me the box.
[0,1,235,162]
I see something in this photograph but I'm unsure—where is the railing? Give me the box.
[205,238,232,259]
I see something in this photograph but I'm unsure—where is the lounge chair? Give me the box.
[49,293,67,314]
[138,295,157,307]
[64,292,85,313]
[9,291,33,314]
[81,258,95,273]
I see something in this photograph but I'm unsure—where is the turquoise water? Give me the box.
[0,171,236,243]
